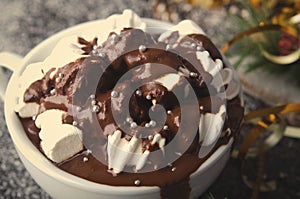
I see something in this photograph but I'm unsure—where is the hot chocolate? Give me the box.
[15,10,243,199]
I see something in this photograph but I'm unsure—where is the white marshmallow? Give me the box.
[109,9,146,30]
[44,36,85,72]
[15,62,44,118]
[151,133,166,149]
[107,130,150,173]
[135,150,150,171]
[15,36,85,118]
[196,51,223,77]
[221,68,241,100]
[35,109,83,163]
[178,66,191,77]
[151,133,166,155]
[199,104,226,146]
[95,9,146,44]
[225,79,241,100]
[15,102,39,118]
[158,20,205,42]
[155,73,181,91]
[210,67,241,100]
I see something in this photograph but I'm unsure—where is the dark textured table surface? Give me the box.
[0,1,299,199]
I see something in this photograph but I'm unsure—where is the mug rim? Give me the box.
[4,17,233,194]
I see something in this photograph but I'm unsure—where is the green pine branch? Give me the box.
[225,0,300,88]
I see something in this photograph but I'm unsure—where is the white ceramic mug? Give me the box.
[0,18,233,199]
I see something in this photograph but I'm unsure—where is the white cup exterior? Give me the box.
[2,18,233,199]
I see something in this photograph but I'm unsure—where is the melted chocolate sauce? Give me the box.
[19,28,244,199]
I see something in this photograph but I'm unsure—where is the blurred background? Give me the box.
[0,0,299,198]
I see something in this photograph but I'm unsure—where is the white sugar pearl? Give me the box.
[98,52,106,58]
[189,72,198,78]
[138,45,147,52]
[149,120,156,127]
[126,117,133,123]
[83,157,89,162]
[50,89,56,95]
[92,105,100,113]
[55,77,61,83]
[130,122,137,129]
[134,179,141,186]
[111,90,119,98]
[135,90,142,96]
[196,46,202,51]
[148,135,154,140]
[146,94,151,100]
[87,149,92,154]
[166,44,173,50]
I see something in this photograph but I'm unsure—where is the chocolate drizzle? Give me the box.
[19,28,244,199]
